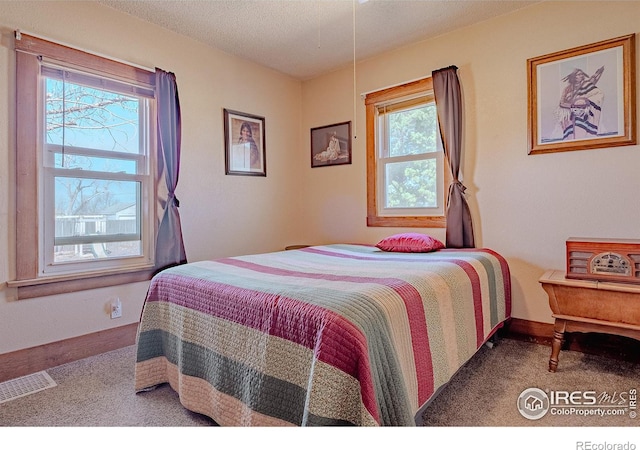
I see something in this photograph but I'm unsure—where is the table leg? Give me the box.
[549,319,566,372]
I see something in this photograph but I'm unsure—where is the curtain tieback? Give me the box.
[450,179,467,194]
[168,192,180,207]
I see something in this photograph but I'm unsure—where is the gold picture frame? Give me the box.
[527,34,636,155]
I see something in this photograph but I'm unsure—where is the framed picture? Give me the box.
[311,121,352,168]
[527,34,636,155]
[224,109,266,176]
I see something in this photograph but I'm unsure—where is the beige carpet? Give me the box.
[422,337,638,427]
[0,338,637,428]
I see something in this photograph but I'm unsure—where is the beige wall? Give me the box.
[301,1,640,324]
[0,1,304,353]
[1,1,639,355]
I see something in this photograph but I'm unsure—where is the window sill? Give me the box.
[6,264,156,300]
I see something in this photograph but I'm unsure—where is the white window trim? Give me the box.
[375,96,445,218]
[39,64,155,275]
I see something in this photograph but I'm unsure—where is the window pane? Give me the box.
[54,176,141,261]
[388,104,438,157]
[54,241,142,263]
[45,78,141,154]
[385,159,437,208]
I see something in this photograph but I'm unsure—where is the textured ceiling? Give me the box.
[97,0,540,80]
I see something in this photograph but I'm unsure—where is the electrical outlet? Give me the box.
[110,297,122,319]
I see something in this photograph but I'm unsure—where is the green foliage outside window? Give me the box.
[385,104,438,208]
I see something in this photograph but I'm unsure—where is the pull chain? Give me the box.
[352,0,357,140]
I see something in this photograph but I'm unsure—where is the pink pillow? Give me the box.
[375,233,445,253]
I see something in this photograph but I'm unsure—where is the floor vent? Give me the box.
[0,371,57,404]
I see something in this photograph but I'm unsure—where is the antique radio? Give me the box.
[566,237,640,284]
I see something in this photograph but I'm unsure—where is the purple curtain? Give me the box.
[432,66,475,248]
[155,68,187,270]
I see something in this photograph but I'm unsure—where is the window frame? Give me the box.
[10,34,157,299]
[365,77,450,228]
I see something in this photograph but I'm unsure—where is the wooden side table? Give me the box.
[539,270,640,372]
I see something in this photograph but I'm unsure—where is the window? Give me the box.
[11,34,157,298]
[42,65,154,273]
[365,77,449,228]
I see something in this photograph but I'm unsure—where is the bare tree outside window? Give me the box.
[44,74,147,262]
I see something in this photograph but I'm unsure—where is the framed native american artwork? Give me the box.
[310,121,352,168]
[527,34,636,155]
[224,109,266,176]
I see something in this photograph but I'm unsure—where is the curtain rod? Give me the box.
[433,65,459,74]
[14,29,156,73]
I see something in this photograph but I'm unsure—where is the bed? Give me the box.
[134,243,511,426]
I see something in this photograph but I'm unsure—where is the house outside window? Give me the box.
[365,77,449,228]
[42,64,154,274]
[11,34,157,299]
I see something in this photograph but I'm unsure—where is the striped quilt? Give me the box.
[134,244,511,426]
